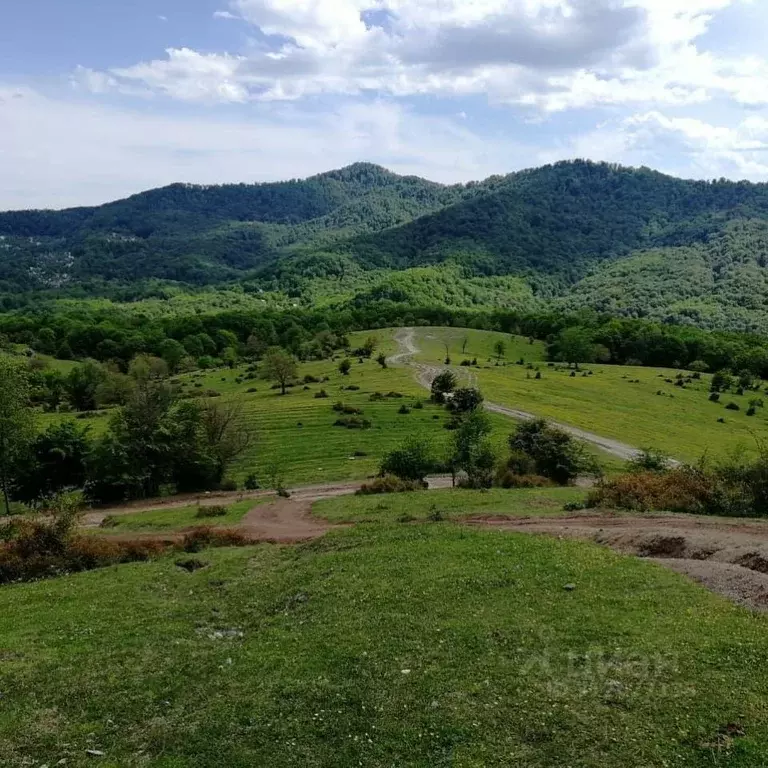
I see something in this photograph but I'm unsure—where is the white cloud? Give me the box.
[0,86,535,209]
[75,0,764,112]
[552,110,768,180]
[213,10,239,20]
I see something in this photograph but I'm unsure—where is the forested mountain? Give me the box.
[5,159,768,332]
[0,163,462,292]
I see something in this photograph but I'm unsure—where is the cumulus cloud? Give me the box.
[74,0,762,112]
[551,110,768,180]
[0,86,537,209]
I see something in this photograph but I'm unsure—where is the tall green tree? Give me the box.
[261,347,297,395]
[0,357,34,513]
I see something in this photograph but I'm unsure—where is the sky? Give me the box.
[4,0,768,209]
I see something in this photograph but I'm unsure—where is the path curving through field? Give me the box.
[390,327,646,462]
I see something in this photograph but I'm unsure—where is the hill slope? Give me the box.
[6,160,768,332]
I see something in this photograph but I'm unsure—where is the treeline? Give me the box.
[4,301,768,377]
[0,356,252,510]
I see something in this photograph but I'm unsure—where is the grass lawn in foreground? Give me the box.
[2,518,768,766]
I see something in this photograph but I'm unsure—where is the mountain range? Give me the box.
[3,160,768,333]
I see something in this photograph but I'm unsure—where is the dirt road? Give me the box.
[390,327,645,462]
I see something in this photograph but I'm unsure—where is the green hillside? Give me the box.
[6,160,768,331]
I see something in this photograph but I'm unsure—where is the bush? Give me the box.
[427,505,445,522]
[495,471,553,489]
[398,404,411,415]
[709,392,721,402]
[431,371,457,404]
[626,449,669,473]
[244,473,260,491]
[333,402,362,415]
[314,389,329,399]
[356,475,427,495]
[182,527,249,553]
[508,419,595,485]
[380,437,434,481]
[448,388,484,414]
[369,392,385,401]
[726,402,741,411]
[219,479,238,492]
[303,375,320,384]
[333,416,372,429]
[196,505,228,519]
[586,470,703,513]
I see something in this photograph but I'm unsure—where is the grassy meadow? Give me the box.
[3,497,768,766]
[406,327,768,462]
[97,499,263,533]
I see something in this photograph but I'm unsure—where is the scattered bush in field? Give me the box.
[460,360,472,367]
[709,392,721,403]
[205,390,221,398]
[431,371,457,404]
[219,480,238,492]
[448,388,484,414]
[711,370,733,393]
[369,392,385,401]
[748,407,757,417]
[496,471,553,489]
[413,400,424,410]
[718,417,726,423]
[535,371,542,380]
[398,405,411,415]
[397,513,416,523]
[333,416,372,429]
[588,450,768,518]
[427,504,445,522]
[182,527,249,553]
[563,501,587,512]
[627,449,669,474]
[175,558,208,572]
[344,385,361,392]
[196,505,228,519]
[377,353,388,369]
[356,475,426,495]
[386,391,404,399]
[338,359,352,376]
[100,515,120,529]
[508,420,597,485]
[247,387,258,394]
[244,474,260,491]
[750,398,765,409]
[303,375,320,384]
[0,494,170,583]
[332,402,362,415]
[726,402,740,411]
[380,437,434,481]
[353,450,368,457]
[277,488,291,498]
[314,389,329,399]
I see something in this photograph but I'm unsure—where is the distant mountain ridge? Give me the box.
[4,160,768,332]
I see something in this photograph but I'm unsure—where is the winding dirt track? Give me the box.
[389,327,644,461]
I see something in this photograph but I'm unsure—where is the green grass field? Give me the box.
[406,327,768,462]
[3,501,768,767]
[314,486,585,524]
[98,499,263,533]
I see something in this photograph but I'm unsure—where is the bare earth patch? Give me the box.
[467,512,768,611]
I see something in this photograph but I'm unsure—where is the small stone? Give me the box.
[401,669,411,675]
[85,750,105,757]
[564,583,576,591]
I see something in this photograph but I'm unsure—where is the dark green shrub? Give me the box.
[356,475,426,495]
[244,474,260,491]
[380,437,434,481]
[726,402,740,411]
[196,505,228,519]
